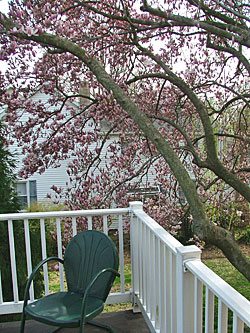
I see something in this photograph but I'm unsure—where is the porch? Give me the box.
[0,310,150,332]
[0,201,250,332]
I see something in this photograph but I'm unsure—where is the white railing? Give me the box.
[0,207,130,315]
[1,201,250,333]
[129,201,250,333]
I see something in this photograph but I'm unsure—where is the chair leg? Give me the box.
[79,322,84,333]
[20,312,26,333]
[51,328,63,332]
[87,320,114,332]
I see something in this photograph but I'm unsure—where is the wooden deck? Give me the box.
[0,310,150,332]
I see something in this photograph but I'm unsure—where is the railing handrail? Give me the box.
[130,201,250,332]
[130,202,183,254]
[2,201,250,332]
[0,207,130,221]
[0,206,131,315]
[185,259,250,326]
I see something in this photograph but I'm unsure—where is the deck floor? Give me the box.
[0,310,150,332]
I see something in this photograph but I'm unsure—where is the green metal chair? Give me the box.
[20,230,120,332]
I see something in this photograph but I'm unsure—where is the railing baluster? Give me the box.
[87,216,92,230]
[152,233,156,324]
[157,238,161,330]
[8,219,19,303]
[186,258,250,333]
[218,299,228,333]
[2,202,250,333]
[165,247,171,333]
[142,223,147,307]
[162,245,167,333]
[169,249,173,333]
[40,219,49,295]
[0,266,3,304]
[146,226,150,313]
[172,252,177,333]
[233,313,244,333]
[103,215,108,234]
[72,217,77,236]
[40,218,49,296]
[24,219,34,301]
[154,236,160,329]
[205,288,214,333]
[118,214,125,293]
[139,218,143,302]
[0,206,131,315]
[149,229,153,319]
[141,223,145,307]
[56,218,64,292]
[194,277,203,333]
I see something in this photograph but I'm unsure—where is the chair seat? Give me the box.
[25,291,104,328]
[20,231,119,333]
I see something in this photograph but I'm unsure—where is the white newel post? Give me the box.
[176,245,202,333]
[129,201,143,313]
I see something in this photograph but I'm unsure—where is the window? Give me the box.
[15,180,37,209]
[100,118,113,132]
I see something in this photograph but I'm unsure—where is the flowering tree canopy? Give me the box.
[0,0,250,280]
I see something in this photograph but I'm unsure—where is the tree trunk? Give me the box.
[1,21,250,281]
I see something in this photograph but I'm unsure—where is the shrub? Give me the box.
[0,220,44,302]
[25,200,69,255]
[0,122,44,316]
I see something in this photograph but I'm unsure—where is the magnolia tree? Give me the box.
[0,0,250,280]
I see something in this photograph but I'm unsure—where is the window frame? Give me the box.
[15,180,37,209]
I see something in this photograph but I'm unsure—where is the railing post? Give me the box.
[129,201,143,212]
[176,245,201,333]
[129,201,143,313]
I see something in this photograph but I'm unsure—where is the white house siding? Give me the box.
[7,89,77,205]
[25,160,71,202]
[6,89,158,207]
[86,136,157,188]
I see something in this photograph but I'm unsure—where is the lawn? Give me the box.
[202,255,250,332]
[48,253,250,315]
[203,257,250,301]
[48,263,133,312]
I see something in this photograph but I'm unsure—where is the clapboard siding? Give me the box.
[7,89,157,206]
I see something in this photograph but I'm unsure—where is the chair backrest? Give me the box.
[64,230,119,301]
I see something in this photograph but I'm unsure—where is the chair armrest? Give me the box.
[80,268,120,321]
[23,256,64,308]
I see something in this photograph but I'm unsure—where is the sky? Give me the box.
[0,0,248,74]
[0,0,9,14]
[0,0,9,72]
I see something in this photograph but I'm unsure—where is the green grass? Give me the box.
[203,257,250,332]
[47,264,133,312]
[47,257,250,318]
[47,271,64,293]
[48,259,250,300]
[111,264,131,293]
[203,257,250,301]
